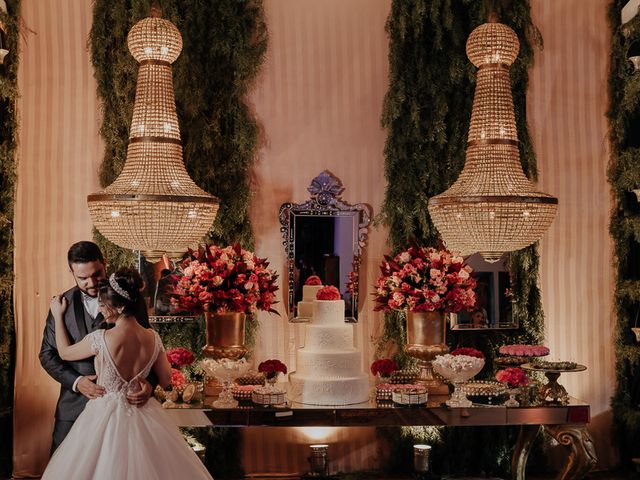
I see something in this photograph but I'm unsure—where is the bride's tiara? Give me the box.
[109,273,132,301]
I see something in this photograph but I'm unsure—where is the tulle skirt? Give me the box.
[42,394,213,480]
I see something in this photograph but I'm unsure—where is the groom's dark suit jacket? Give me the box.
[39,286,152,423]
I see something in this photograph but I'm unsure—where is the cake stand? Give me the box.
[521,363,586,405]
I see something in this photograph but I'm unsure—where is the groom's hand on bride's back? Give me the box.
[77,375,106,400]
[126,378,152,407]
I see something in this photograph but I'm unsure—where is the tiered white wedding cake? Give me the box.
[289,286,369,405]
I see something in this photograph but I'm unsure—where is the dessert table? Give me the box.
[164,395,596,480]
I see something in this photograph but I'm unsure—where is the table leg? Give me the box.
[512,424,542,480]
[544,425,597,480]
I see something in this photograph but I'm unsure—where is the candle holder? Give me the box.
[307,444,329,477]
[414,444,432,474]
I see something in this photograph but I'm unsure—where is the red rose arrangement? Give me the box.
[171,244,279,314]
[316,285,341,300]
[373,246,477,313]
[258,359,288,380]
[171,368,186,388]
[451,347,485,359]
[370,359,398,377]
[496,367,529,388]
[166,347,195,369]
[305,275,322,286]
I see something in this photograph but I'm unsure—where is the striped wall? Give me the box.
[12,0,103,476]
[11,0,615,476]
[529,0,616,466]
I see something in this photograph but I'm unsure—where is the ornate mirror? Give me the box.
[279,171,371,323]
[450,253,518,330]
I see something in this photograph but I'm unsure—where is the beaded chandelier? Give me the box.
[428,21,557,262]
[87,9,219,262]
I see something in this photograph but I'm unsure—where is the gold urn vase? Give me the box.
[404,310,450,395]
[202,312,248,359]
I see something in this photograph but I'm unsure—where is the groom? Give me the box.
[39,241,154,452]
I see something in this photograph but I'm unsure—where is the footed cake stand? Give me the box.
[521,363,586,405]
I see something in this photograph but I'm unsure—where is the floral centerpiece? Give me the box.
[371,359,398,378]
[496,367,529,388]
[373,246,476,313]
[172,243,279,314]
[156,347,202,405]
[496,367,529,407]
[373,246,477,394]
[171,244,279,359]
[256,359,288,402]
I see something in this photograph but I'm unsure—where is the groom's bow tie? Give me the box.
[91,312,106,330]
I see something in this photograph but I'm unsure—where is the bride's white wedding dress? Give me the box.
[42,329,213,480]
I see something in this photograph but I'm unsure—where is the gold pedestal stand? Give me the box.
[404,311,450,395]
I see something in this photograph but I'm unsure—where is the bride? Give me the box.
[42,267,213,479]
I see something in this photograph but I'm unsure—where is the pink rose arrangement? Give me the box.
[166,347,195,369]
[499,344,549,357]
[496,367,529,388]
[316,285,341,301]
[258,359,288,380]
[305,275,322,286]
[373,246,477,313]
[370,359,398,377]
[171,368,186,388]
[171,244,279,314]
[451,347,485,359]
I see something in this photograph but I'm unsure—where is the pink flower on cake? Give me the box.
[370,359,398,377]
[316,285,341,300]
[496,367,529,388]
[373,246,476,313]
[171,243,279,315]
[305,275,322,286]
[166,347,195,368]
[258,359,288,379]
[451,347,485,359]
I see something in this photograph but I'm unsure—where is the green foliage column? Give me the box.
[90,1,266,477]
[379,0,546,476]
[608,0,640,468]
[0,0,19,476]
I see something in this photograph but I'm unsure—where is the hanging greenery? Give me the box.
[0,1,19,476]
[379,0,547,476]
[608,0,640,469]
[90,1,266,477]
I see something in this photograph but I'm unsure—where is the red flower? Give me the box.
[171,244,279,315]
[451,347,485,359]
[316,285,341,300]
[166,347,195,368]
[305,275,322,286]
[370,359,398,377]
[258,359,288,379]
[373,246,476,313]
[496,367,529,388]
[171,368,186,387]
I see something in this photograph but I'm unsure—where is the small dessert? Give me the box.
[532,360,579,370]
[392,385,428,405]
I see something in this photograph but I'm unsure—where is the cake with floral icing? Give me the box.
[288,286,369,405]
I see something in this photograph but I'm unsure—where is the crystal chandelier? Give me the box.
[428,20,558,262]
[87,8,219,262]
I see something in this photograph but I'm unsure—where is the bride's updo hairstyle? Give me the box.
[98,267,144,315]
